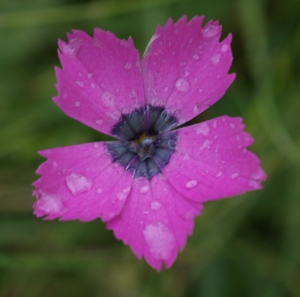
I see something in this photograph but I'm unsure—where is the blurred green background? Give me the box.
[0,0,300,296]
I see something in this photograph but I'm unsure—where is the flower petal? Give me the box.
[54,29,145,137]
[106,174,202,271]
[32,142,133,222]
[141,16,235,125]
[162,116,266,202]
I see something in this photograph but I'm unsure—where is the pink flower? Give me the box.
[33,16,266,271]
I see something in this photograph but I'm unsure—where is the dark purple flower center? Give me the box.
[106,105,178,180]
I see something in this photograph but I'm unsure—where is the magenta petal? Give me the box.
[54,29,145,137]
[106,175,202,271]
[33,143,133,222]
[141,16,235,125]
[162,116,266,202]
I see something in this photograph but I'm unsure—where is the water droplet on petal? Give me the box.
[193,103,200,114]
[129,89,137,99]
[66,173,93,196]
[175,78,190,93]
[182,70,189,77]
[185,180,198,189]
[76,81,84,87]
[221,44,229,52]
[216,172,222,177]
[124,62,131,69]
[87,73,93,79]
[195,122,210,135]
[61,38,81,57]
[200,139,212,151]
[101,91,115,107]
[202,25,219,38]
[74,101,80,107]
[53,161,57,167]
[140,185,150,193]
[211,53,221,65]
[93,143,99,148]
[117,186,131,200]
[163,86,169,92]
[193,54,199,60]
[230,123,235,129]
[213,120,217,129]
[96,119,103,125]
[143,223,175,260]
[96,188,102,194]
[231,173,239,179]
[151,201,161,211]
[183,153,189,160]
[36,192,63,213]
[91,83,95,89]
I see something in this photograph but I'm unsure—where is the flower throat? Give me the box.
[106,105,178,180]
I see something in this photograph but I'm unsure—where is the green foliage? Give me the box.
[0,0,299,296]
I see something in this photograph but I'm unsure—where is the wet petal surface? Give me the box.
[54,29,145,137]
[141,16,235,125]
[162,116,266,202]
[106,174,202,271]
[33,143,133,222]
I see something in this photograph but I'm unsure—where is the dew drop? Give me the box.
[91,83,95,89]
[188,38,193,43]
[76,81,84,87]
[213,120,217,129]
[202,25,219,38]
[216,172,222,177]
[61,38,81,56]
[117,186,131,200]
[124,62,132,70]
[74,101,80,107]
[183,153,189,160]
[221,44,229,52]
[87,73,93,79]
[66,173,93,196]
[200,139,212,151]
[195,122,210,135]
[96,188,102,194]
[53,161,57,167]
[93,142,99,149]
[182,70,189,77]
[36,192,63,213]
[151,201,161,211]
[193,54,199,60]
[143,223,175,260]
[175,78,190,93]
[95,119,103,125]
[101,91,115,107]
[185,180,198,189]
[230,123,235,129]
[163,86,169,92]
[231,173,239,179]
[129,89,137,99]
[193,103,200,114]
[211,53,221,65]
[140,185,150,193]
